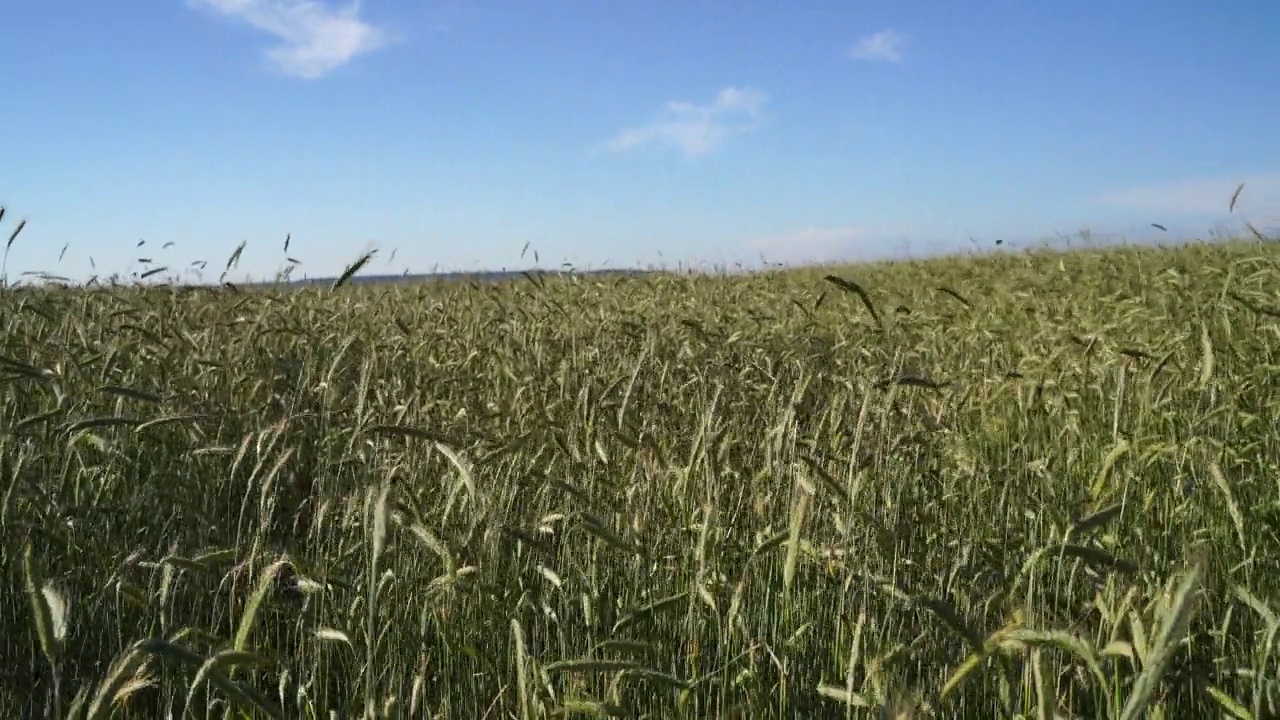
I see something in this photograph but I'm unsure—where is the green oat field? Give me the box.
[3,236,1280,719]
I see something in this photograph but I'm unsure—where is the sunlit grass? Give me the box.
[2,235,1279,718]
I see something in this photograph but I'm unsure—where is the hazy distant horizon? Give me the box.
[8,227,1263,289]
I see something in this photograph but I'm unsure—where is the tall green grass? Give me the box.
[2,236,1280,718]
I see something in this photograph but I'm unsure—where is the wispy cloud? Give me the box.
[603,87,769,158]
[849,29,905,63]
[747,225,917,264]
[1095,173,1280,225]
[189,0,390,79]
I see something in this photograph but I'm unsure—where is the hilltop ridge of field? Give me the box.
[2,238,1278,718]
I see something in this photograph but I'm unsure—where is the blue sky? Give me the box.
[2,1,1278,282]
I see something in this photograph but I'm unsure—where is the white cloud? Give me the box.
[747,225,916,264]
[849,29,905,63]
[1095,173,1280,226]
[604,87,768,157]
[189,0,389,79]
